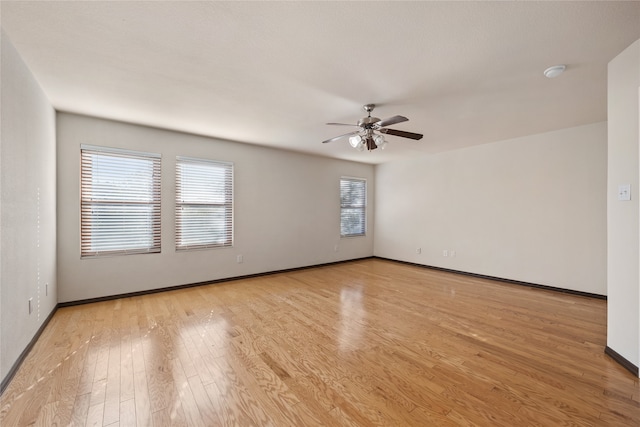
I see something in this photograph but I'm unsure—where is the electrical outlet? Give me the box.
[618,184,631,201]
[443,250,448,257]
[450,250,456,257]
[416,248,421,254]
[237,255,243,264]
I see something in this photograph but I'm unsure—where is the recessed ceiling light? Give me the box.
[543,65,566,78]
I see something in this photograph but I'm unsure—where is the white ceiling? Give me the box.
[2,1,639,164]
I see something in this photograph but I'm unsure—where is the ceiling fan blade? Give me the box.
[376,115,408,127]
[379,128,424,140]
[326,122,359,127]
[322,130,361,144]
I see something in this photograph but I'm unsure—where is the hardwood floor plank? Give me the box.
[132,365,151,426]
[68,392,91,426]
[118,326,135,403]
[33,400,58,426]
[102,306,123,426]
[1,259,638,426]
[118,399,136,427]
[168,357,205,427]
[88,378,106,408]
[84,402,104,427]
[187,374,222,426]
[285,373,336,413]
[49,376,82,426]
[212,355,275,425]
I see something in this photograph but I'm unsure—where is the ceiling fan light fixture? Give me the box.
[374,134,387,149]
[543,64,566,78]
[349,134,362,148]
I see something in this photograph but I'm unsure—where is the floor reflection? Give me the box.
[338,285,366,351]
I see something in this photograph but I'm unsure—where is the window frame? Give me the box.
[340,176,367,238]
[175,156,234,251]
[80,145,162,258]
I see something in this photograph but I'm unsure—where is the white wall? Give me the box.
[374,122,607,295]
[0,33,57,382]
[57,113,374,302]
[607,39,640,371]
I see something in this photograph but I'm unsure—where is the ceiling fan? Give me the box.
[322,104,423,151]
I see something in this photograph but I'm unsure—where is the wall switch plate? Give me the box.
[450,250,456,257]
[443,250,448,257]
[334,245,339,252]
[618,184,631,201]
[416,248,421,254]
[28,298,33,314]
[237,255,243,263]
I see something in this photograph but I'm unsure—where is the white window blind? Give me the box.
[340,177,366,237]
[81,145,161,257]
[176,157,233,250]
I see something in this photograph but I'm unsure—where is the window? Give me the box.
[81,145,161,257]
[176,157,233,250]
[340,177,366,237]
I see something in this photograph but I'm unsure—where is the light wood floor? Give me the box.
[1,259,638,426]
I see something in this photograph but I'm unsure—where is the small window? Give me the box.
[176,157,233,250]
[81,145,161,257]
[340,177,366,237]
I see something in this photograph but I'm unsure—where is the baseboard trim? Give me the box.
[0,305,59,396]
[605,346,639,377]
[58,256,375,308]
[373,257,607,300]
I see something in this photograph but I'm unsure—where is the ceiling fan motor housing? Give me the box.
[357,116,381,128]
[359,104,379,129]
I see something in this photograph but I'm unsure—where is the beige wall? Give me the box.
[607,39,640,370]
[374,122,607,295]
[1,33,57,381]
[56,113,374,302]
